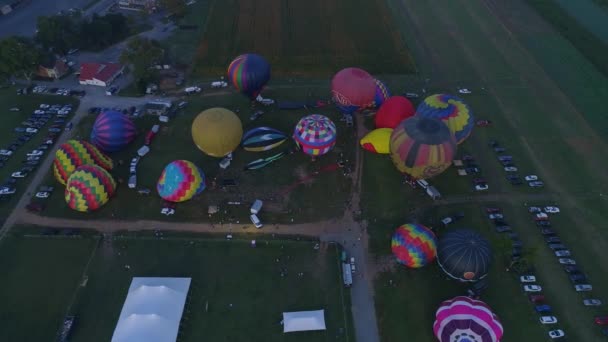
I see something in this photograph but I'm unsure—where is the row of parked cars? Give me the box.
[20,85,85,98]
[527,206,608,335]
[489,140,544,187]
[454,154,487,191]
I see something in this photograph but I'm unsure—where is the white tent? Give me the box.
[112,277,191,342]
[282,310,326,333]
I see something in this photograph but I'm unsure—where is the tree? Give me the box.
[0,37,41,81]
[160,0,186,17]
[120,37,164,90]
[35,15,79,54]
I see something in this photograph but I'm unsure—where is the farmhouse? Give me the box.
[37,56,69,80]
[79,62,124,87]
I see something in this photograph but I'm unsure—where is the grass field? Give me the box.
[362,0,608,340]
[187,0,415,77]
[0,88,78,224]
[552,0,608,43]
[37,88,354,224]
[0,229,352,342]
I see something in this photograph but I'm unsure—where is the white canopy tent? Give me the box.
[112,277,191,342]
[282,310,326,333]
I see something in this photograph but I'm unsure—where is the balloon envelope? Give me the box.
[65,165,116,212]
[416,94,474,144]
[373,79,391,108]
[53,140,113,185]
[227,53,271,99]
[375,96,415,129]
[331,68,376,114]
[437,229,492,282]
[360,128,392,154]
[389,116,457,180]
[434,296,504,342]
[90,110,137,152]
[192,108,243,157]
[241,127,287,152]
[391,223,437,268]
[293,114,337,156]
[157,160,205,202]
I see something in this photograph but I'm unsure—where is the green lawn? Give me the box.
[0,88,78,224]
[38,88,354,224]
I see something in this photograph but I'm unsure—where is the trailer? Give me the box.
[342,263,353,287]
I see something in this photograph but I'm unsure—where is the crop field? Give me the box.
[0,88,78,224]
[363,0,608,341]
[0,229,352,342]
[37,87,354,224]
[191,0,415,77]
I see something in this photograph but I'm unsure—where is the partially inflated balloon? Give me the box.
[434,296,503,342]
[360,128,392,154]
[416,94,474,144]
[192,108,243,157]
[65,165,116,212]
[241,127,287,152]
[391,223,437,268]
[373,79,391,108]
[375,96,415,129]
[90,110,137,152]
[227,53,271,99]
[157,160,206,202]
[53,140,113,185]
[293,114,337,156]
[331,68,376,114]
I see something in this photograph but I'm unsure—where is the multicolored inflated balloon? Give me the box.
[331,68,376,114]
[227,53,271,99]
[416,94,474,144]
[241,127,287,152]
[53,140,114,185]
[192,108,243,157]
[389,116,457,180]
[65,165,116,212]
[157,160,205,202]
[293,114,337,156]
[391,223,437,268]
[90,110,137,152]
[360,128,392,154]
[437,229,492,282]
[373,79,391,108]
[434,296,504,342]
[375,96,415,129]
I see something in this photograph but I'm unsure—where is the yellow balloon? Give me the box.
[192,108,243,157]
[360,128,392,154]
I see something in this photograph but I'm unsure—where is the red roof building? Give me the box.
[79,62,124,87]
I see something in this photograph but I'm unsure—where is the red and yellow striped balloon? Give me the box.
[53,140,113,185]
[65,165,116,212]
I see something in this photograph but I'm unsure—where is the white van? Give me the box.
[416,179,429,189]
[250,199,263,214]
[128,175,137,189]
[250,214,263,229]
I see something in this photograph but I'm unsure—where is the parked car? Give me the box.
[529,181,544,188]
[555,250,571,257]
[575,284,592,292]
[504,166,518,172]
[523,285,542,292]
[495,225,512,233]
[569,273,587,283]
[14,127,25,133]
[583,299,602,306]
[545,236,561,243]
[549,244,567,251]
[508,177,522,185]
[520,275,536,283]
[488,213,503,220]
[498,155,512,161]
[535,305,552,313]
[25,202,45,212]
[544,206,560,213]
[27,150,43,157]
[564,265,580,274]
[540,316,558,324]
[35,192,50,199]
[0,149,13,156]
[559,258,576,265]
[25,128,38,134]
[529,294,545,303]
[38,185,54,192]
[11,171,27,178]
[475,184,488,191]
[494,147,506,153]
[528,206,542,213]
[548,329,565,339]
[525,175,538,181]
[541,228,556,235]
[48,128,62,133]
[137,188,151,195]
[473,178,486,185]
[595,316,608,325]
[536,221,552,227]
[485,207,501,213]
[465,167,480,174]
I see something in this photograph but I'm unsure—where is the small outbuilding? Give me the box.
[282,310,326,333]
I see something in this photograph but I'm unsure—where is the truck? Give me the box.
[342,263,353,287]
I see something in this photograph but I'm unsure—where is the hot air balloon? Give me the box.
[373,79,391,108]
[90,110,137,153]
[65,165,116,212]
[331,68,376,114]
[241,127,287,152]
[53,140,114,186]
[389,116,457,180]
[192,108,243,157]
[360,128,392,154]
[157,160,205,202]
[293,114,337,156]
[434,296,504,342]
[416,94,474,144]
[391,223,437,268]
[227,53,271,99]
[375,96,415,129]
[437,229,492,282]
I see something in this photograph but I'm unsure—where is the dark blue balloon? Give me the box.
[227,54,271,99]
[90,111,137,153]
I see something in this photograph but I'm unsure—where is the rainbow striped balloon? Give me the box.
[53,140,113,185]
[157,160,206,202]
[416,94,474,144]
[373,79,391,108]
[227,53,271,99]
[391,223,437,268]
[293,114,337,156]
[65,165,116,212]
